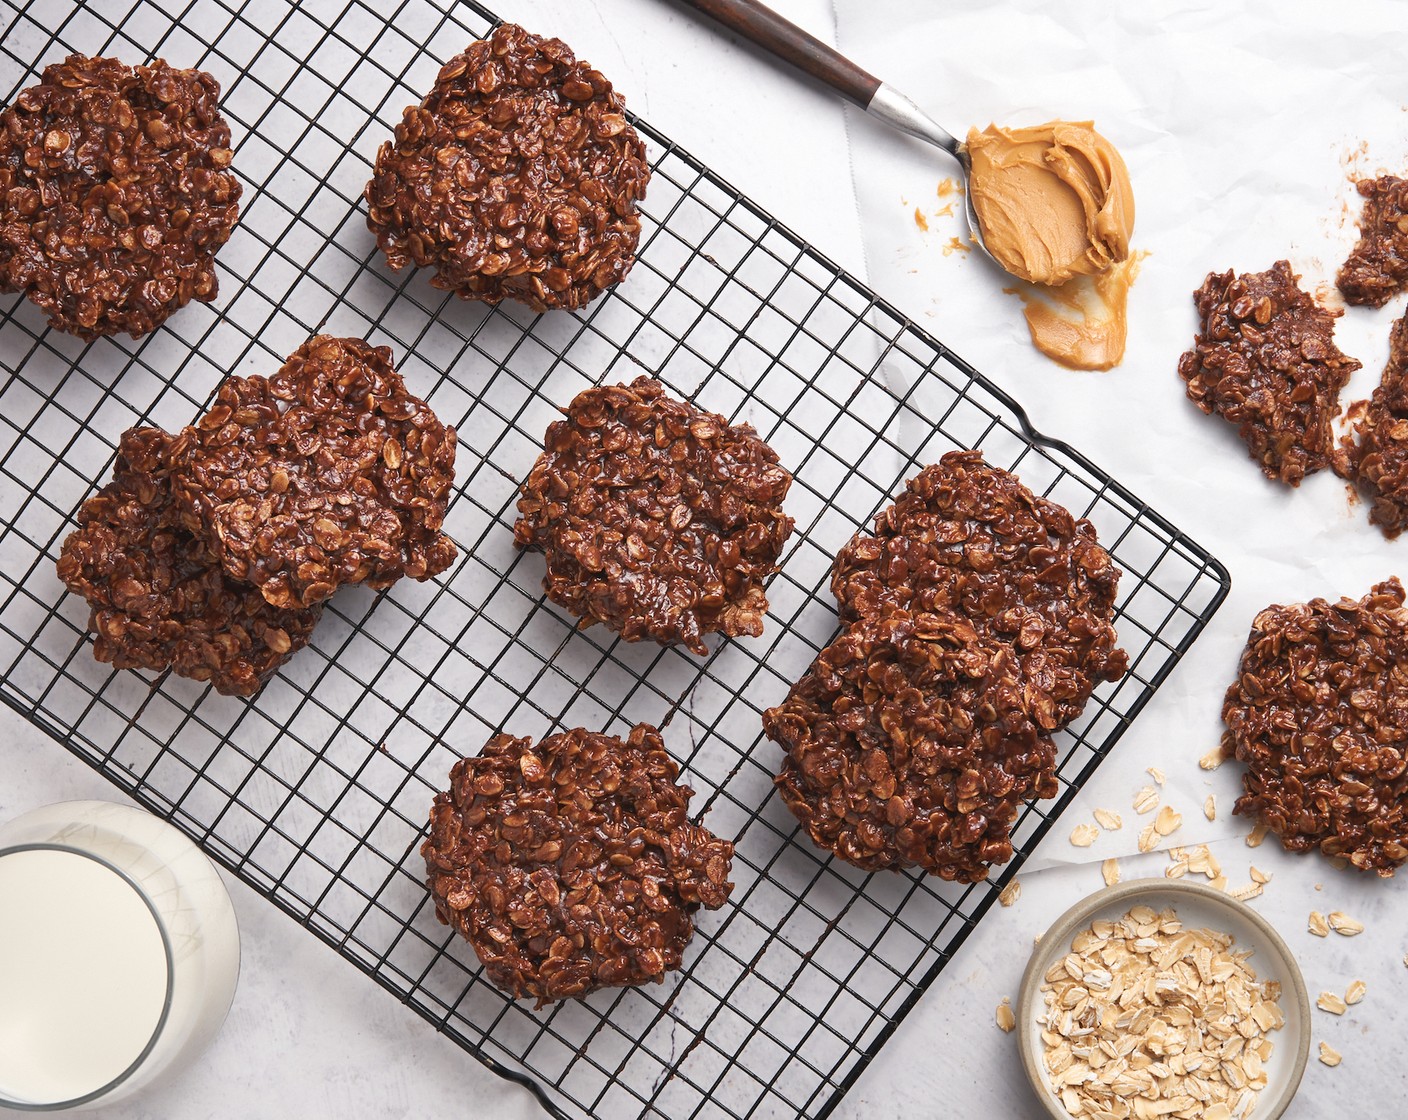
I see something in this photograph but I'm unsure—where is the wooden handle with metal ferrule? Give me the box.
[671,0,881,108]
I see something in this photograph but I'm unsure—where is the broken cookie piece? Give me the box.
[1340,307,1408,538]
[1178,261,1360,485]
[1337,174,1408,308]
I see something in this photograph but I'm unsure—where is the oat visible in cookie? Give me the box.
[56,428,319,696]
[1337,175,1408,308]
[167,335,457,610]
[422,723,733,1006]
[1222,579,1408,876]
[0,54,240,339]
[515,376,793,654]
[831,450,1126,731]
[1340,307,1408,538]
[366,23,649,312]
[1178,261,1360,485]
[763,610,1058,882]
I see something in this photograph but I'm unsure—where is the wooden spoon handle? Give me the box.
[672,0,881,108]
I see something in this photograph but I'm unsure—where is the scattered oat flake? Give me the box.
[1154,805,1182,837]
[996,997,1016,1033]
[1317,991,1347,1015]
[1249,866,1270,885]
[1093,807,1123,831]
[1319,1041,1343,1067]
[1133,786,1160,814]
[999,880,1021,907]
[913,206,928,232]
[1101,857,1120,886]
[1138,822,1158,852]
[1246,823,1268,848]
[1147,766,1166,786]
[1199,748,1224,770]
[1345,980,1366,1005]
[1229,882,1263,901]
[1069,823,1100,848]
[1328,911,1365,936]
[1309,911,1330,937]
[1204,794,1217,821]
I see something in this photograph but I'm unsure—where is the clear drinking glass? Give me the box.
[0,800,241,1112]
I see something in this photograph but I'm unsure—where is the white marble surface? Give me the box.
[4,1,1408,1117]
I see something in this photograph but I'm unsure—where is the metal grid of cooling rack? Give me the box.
[0,1,1230,1117]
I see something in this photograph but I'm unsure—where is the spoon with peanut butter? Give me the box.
[672,0,1139,368]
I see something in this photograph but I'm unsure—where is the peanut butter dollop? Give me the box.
[961,120,1137,370]
[964,121,1135,286]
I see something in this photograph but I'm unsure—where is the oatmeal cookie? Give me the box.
[0,54,240,338]
[831,450,1126,731]
[423,723,734,1005]
[514,376,793,654]
[1340,307,1408,538]
[167,335,457,610]
[1337,175,1408,308]
[56,427,319,696]
[1222,580,1408,876]
[366,23,649,312]
[763,610,1057,882]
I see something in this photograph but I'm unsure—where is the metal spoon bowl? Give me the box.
[671,0,996,266]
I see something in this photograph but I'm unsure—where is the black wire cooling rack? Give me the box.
[0,2,1230,1117]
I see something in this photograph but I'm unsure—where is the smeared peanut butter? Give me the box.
[964,120,1137,370]
[964,121,1134,286]
[1010,254,1143,371]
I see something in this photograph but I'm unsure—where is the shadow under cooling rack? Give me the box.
[0,1,1230,1118]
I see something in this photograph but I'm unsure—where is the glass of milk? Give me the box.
[0,800,241,1112]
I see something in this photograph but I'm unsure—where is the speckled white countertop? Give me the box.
[4,2,1408,1117]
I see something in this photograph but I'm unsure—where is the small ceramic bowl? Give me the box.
[1016,879,1311,1120]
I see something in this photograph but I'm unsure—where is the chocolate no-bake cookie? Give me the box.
[0,54,240,339]
[56,427,320,696]
[1340,308,1408,538]
[763,610,1057,882]
[831,450,1126,731]
[514,376,793,654]
[1221,580,1408,876]
[423,724,734,1005]
[366,23,649,312]
[1177,261,1360,486]
[1337,175,1408,308]
[167,335,457,610]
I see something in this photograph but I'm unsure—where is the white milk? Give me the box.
[0,848,170,1105]
[0,802,239,1112]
